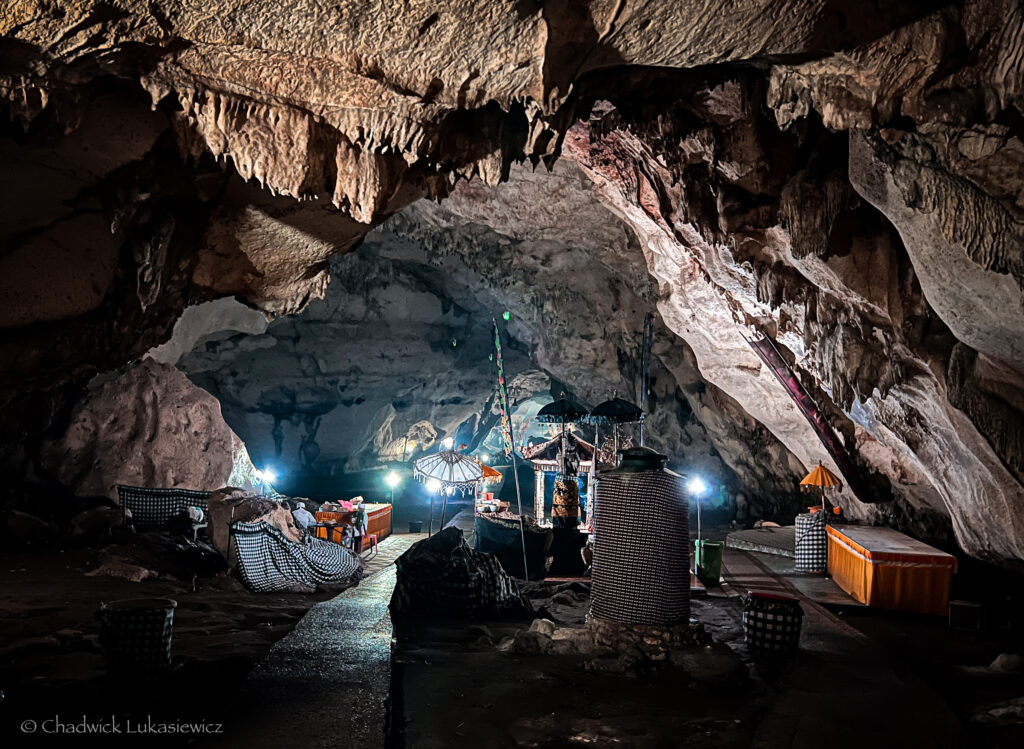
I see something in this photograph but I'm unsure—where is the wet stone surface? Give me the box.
[219,567,396,748]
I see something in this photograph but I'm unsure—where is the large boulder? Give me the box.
[39,360,259,500]
[206,490,303,560]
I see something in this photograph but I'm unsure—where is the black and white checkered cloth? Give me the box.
[590,470,689,627]
[231,520,363,593]
[743,594,803,652]
[390,527,531,618]
[117,484,211,531]
[795,511,827,573]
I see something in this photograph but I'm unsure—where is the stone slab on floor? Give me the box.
[220,566,397,749]
[751,546,864,607]
[726,525,795,557]
[722,549,962,749]
[361,532,425,577]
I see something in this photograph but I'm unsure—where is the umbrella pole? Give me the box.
[697,492,702,544]
[440,490,449,533]
[428,493,435,537]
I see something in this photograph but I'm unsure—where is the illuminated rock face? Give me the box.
[2,1,1023,565]
[179,161,801,507]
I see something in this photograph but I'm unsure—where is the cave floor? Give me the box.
[0,532,419,746]
[2,532,1022,748]
[392,547,1024,749]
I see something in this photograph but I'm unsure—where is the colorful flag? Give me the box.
[493,320,514,457]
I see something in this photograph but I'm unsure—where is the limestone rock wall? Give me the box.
[38,360,258,501]
[2,0,1024,565]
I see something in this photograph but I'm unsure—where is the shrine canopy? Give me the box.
[586,396,643,425]
[522,432,596,471]
[536,393,588,425]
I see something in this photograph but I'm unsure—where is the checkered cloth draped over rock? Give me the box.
[743,594,803,652]
[795,511,828,573]
[117,484,211,531]
[390,527,532,618]
[591,469,689,627]
[231,520,363,593]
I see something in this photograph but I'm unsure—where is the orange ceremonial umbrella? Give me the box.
[800,462,843,511]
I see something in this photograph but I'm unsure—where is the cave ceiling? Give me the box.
[1,0,1023,566]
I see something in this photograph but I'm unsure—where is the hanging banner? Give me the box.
[493,320,515,457]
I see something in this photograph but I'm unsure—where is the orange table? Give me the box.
[313,511,352,544]
[364,503,392,542]
[827,524,957,616]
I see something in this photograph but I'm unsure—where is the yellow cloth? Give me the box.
[827,525,956,616]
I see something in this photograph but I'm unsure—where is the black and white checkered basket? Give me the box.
[98,598,177,675]
[795,511,828,573]
[231,520,362,593]
[117,485,211,531]
[742,593,803,652]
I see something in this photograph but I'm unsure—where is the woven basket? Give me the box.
[98,598,176,675]
[742,592,803,652]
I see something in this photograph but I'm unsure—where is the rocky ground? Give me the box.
[392,588,764,749]
[391,540,1024,749]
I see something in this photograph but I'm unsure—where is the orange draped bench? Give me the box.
[827,524,957,616]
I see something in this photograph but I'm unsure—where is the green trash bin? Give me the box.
[695,540,724,583]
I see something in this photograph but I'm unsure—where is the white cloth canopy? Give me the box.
[413,449,484,491]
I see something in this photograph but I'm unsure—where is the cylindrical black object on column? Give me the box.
[591,447,689,626]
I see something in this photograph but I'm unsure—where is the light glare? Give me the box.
[426,478,443,493]
[688,476,707,497]
[385,471,401,488]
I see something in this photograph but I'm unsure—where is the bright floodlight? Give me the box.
[479,453,490,463]
[441,437,455,449]
[385,471,401,488]
[426,478,443,494]
[688,476,707,497]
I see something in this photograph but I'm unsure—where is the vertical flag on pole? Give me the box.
[493,321,514,457]
[493,319,529,579]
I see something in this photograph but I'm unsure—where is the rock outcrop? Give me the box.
[39,360,259,500]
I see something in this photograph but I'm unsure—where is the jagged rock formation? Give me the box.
[2,1,1023,566]
[38,360,260,500]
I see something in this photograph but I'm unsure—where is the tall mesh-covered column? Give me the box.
[591,447,689,626]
